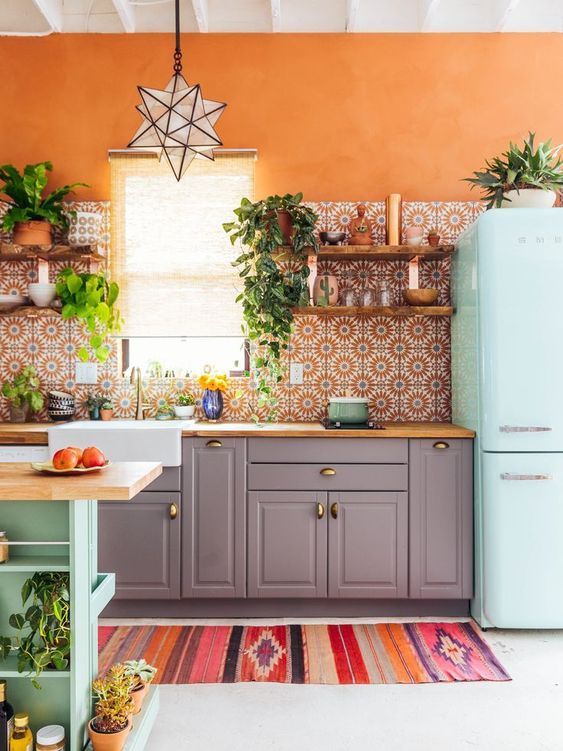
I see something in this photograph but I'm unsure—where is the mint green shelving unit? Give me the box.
[0,499,159,751]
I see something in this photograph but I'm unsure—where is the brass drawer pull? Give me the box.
[330,502,338,520]
[317,503,325,520]
[206,440,222,447]
[433,441,449,450]
[320,467,336,476]
[169,503,178,520]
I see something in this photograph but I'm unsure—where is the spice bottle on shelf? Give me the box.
[9,714,32,751]
[0,680,14,751]
[0,532,8,564]
[378,284,391,306]
[36,725,65,751]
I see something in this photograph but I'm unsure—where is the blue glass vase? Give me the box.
[202,389,224,421]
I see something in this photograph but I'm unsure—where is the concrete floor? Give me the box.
[106,618,563,751]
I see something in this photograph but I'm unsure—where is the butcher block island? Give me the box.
[0,462,162,751]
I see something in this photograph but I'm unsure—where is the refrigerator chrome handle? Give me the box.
[499,425,552,433]
[500,473,553,481]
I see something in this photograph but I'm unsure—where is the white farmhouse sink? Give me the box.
[48,420,195,467]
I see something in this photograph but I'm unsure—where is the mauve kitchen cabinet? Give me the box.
[182,437,246,597]
[409,439,473,599]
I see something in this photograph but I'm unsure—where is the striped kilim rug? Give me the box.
[99,622,509,685]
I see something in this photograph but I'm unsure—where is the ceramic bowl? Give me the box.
[28,283,57,308]
[319,231,346,245]
[403,289,439,306]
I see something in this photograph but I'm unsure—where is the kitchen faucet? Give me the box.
[130,366,147,420]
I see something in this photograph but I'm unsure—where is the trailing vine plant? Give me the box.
[223,193,319,420]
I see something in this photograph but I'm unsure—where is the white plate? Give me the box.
[31,461,112,475]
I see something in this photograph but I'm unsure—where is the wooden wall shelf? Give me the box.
[276,244,454,261]
[0,306,61,318]
[292,306,453,317]
[0,244,105,263]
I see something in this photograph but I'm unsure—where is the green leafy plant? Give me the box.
[465,132,563,209]
[176,393,195,406]
[1,365,44,413]
[0,161,87,232]
[223,193,319,420]
[101,400,114,411]
[0,572,70,688]
[55,267,121,363]
[123,659,158,687]
[91,664,135,734]
[84,392,105,410]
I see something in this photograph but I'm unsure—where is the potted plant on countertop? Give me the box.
[0,572,70,688]
[0,161,88,245]
[84,392,105,420]
[174,392,196,419]
[1,365,44,423]
[89,664,135,751]
[122,659,157,715]
[100,400,114,421]
[223,192,319,420]
[465,132,563,209]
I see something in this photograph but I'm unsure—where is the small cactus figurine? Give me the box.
[313,274,339,307]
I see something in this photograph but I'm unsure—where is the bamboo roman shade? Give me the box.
[110,151,255,337]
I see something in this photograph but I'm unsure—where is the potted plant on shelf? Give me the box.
[89,664,135,751]
[427,228,441,247]
[197,370,229,421]
[56,267,122,363]
[174,392,196,419]
[100,400,114,421]
[122,659,157,715]
[223,193,319,420]
[0,572,70,688]
[1,365,44,423]
[84,392,105,420]
[0,161,88,245]
[464,132,563,209]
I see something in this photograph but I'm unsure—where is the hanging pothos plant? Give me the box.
[56,267,122,363]
[223,193,319,420]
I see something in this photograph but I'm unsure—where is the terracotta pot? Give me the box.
[13,220,53,246]
[100,409,113,421]
[276,210,293,245]
[131,681,149,715]
[349,231,372,246]
[88,719,131,751]
[313,274,339,306]
[428,234,441,247]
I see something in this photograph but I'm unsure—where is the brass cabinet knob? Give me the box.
[206,440,222,447]
[317,503,325,520]
[169,503,178,520]
[330,502,339,520]
[433,441,449,450]
[320,467,336,476]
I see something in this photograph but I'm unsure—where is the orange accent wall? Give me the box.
[0,33,562,202]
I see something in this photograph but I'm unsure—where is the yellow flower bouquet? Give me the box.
[197,372,229,392]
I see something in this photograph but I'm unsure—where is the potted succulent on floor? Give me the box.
[465,132,563,209]
[197,370,229,421]
[123,659,157,715]
[84,392,105,421]
[174,392,196,419]
[0,162,87,245]
[89,664,135,751]
[100,400,114,421]
[1,365,44,423]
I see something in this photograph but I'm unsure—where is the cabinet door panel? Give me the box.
[328,492,407,598]
[98,491,181,600]
[248,491,327,598]
[182,438,246,598]
[409,439,473,599]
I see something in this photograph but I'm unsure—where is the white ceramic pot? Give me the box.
[502,189,557,209]
[174,405,195,419]
[28,282,57,307]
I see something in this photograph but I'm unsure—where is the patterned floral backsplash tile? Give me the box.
[0,199,483,423]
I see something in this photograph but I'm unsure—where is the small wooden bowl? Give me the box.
[403,288,439,306]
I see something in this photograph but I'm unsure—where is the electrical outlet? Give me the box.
[75,361,98,384]
[289,363,304,385]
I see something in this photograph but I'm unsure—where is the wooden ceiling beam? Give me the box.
[346,0,361,31]
[495,0,521,31]
[110,0,135,33]
[271,0,281,32]
[419,0,441,31]
[30,0,63,32]
[191,0,209,32]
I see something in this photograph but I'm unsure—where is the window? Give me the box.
[109,150,255,374]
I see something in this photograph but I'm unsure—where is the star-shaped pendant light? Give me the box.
[128,0,226,181]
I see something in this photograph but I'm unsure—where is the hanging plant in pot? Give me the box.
[89,664,136,751]
[464,132,563,209]
[0,161,88,245]
[223,192,319,420]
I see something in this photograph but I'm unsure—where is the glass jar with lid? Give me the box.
[36,725,65,751]
[339,270,357,307]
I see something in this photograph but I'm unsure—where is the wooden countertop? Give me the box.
[0,461,162,501]
[0,421,475,443]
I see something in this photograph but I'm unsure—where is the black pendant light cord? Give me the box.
[173,0,182,73]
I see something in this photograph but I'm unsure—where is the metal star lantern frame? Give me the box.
[128,0,226,181]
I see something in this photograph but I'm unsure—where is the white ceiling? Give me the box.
[1,0,562,35]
